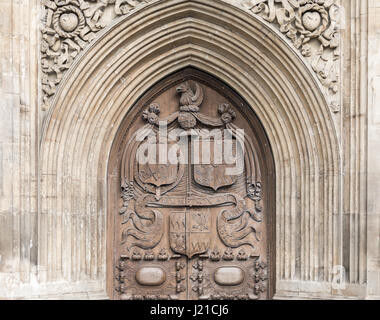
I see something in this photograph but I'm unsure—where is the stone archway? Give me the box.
[39,0,340,299]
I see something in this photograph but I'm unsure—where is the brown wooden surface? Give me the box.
[107,68,275,300]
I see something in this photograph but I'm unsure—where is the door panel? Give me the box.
[111,69,274,300]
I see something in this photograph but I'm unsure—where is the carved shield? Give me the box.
[193,164,238,191]
[170,209,211,258]
[138,163,179,187]
[193,137,241,191]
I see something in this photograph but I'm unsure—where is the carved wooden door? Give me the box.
[111,69,274,300]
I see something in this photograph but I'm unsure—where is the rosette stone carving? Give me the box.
[241,0,340,99]
[41,0,149,110]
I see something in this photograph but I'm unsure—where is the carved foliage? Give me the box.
[41,0,150,110]
[242,0,340,97]
[41,0,341,113]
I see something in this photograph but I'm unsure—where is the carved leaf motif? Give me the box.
[121,195,164,250]
[41,0,340,112]
[242,0,340,100]
[40,0,154,110]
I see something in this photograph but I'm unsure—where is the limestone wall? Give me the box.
[367,0,380,299]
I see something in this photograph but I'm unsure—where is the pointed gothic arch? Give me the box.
[39,0,340,298]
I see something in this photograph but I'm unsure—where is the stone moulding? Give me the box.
[40,0,341,111]
[38,0,340,298]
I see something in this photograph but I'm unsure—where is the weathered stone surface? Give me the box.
[0,0,378,300]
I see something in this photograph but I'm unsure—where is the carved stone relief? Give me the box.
[113,72,272,300]
[41,0,341,112]
[0,0,366,301]
[238,0,341,109]
[40,0,152,110]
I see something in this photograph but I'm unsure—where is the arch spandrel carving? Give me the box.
[41,0,341,112]
[39,0,340,299]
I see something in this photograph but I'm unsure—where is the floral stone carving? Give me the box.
[41,0,341,112]
[41,0,149,110]
[240,0,341,100]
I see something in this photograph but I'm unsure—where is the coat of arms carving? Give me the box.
[115,73,269,300]
[170,209,211,258]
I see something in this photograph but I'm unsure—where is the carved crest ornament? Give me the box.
[41,0,341,112]
[114,80,268,299]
